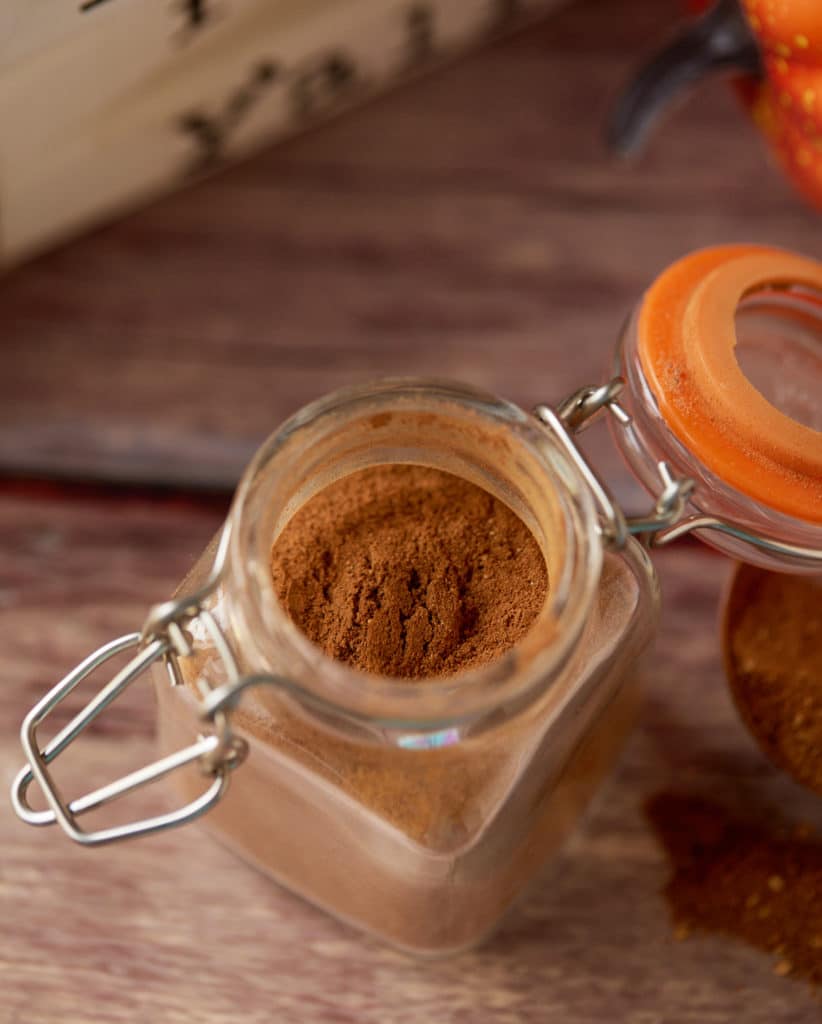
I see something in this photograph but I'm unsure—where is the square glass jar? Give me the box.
[153,379,658,954]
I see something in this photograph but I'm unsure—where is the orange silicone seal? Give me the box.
[637,245,822,524]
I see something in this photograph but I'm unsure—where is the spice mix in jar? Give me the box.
[11,244,822,956]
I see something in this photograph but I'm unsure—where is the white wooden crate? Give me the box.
[0,0,563,267]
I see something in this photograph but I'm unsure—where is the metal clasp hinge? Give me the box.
[536,377,822,567]
[535,377,694,551]
[10,533,248,847]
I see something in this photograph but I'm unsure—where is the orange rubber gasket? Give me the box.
[637,244,822,524]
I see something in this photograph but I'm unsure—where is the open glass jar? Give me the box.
[157,379,657,955]
[11,244,822,956]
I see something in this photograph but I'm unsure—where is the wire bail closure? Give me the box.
[537,377,822,567]
[10,526,249,847]
[11,377,820,848]
[535,377,696,551]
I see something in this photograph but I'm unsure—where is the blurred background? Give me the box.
[1,0,818,499]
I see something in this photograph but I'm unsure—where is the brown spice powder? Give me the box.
[270,463,548,678]
[724,565,822,794]
[647,568,822,986]
[647,792,822,987]
[220,552,638,847]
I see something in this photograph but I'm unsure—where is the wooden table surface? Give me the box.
[2,1,821,1021]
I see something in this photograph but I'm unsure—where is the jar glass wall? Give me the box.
[153,380,658,954]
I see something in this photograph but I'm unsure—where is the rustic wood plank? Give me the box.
[3,493,821,1022]
[1,0,818,490]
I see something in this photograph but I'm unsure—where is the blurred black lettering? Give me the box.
[405,5,435,66]
[180,0,210,29]
[177,113,222,170]
[178,61,279,175]
[290,52,358,120]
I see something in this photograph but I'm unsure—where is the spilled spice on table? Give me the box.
[647,792,822,986]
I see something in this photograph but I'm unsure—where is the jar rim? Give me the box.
[222,378,603,732]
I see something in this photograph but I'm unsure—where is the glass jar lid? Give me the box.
[605,244,821,573]
[637,245,822,524]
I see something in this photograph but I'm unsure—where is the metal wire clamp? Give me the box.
[537,377,822,566]
[10,528,248,847]
[535,378,694,551]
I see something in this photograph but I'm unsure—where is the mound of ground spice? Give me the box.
[270,463,548,678]
[647,792,822,987]
[724,566,822,794]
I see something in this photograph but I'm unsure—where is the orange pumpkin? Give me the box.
[609,0,822,211]
[741,0,822,207]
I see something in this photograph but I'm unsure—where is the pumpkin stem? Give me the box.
[607,0,761,157]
